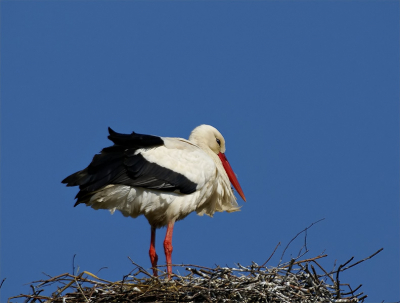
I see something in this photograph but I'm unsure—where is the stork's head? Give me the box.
[189,125,246,202]
[189,124,226,154]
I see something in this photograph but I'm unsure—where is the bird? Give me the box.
[62,124,246,278]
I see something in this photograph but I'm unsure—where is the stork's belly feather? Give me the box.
[85,184,201,227]
[85,176,239,228]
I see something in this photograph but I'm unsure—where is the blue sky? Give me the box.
[1,1,399,302]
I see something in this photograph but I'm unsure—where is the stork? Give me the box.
[62,125,246,278]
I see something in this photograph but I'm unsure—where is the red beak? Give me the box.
[218,153,246,202]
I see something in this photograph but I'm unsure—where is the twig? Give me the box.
[157,263,215,271]
[95,266,108,276]
[260,242,281,267]
[74,276,89,303]
[128,256,153,277]
[341,248,383,272]
[72,254,77,276]
[279,218,325,263]
[283,254,327,268]
[313,260,335,285]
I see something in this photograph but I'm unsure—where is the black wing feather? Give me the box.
[62,127,197,205]
[107,127,163,148]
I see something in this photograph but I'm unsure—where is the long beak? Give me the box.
[218,153,246,202]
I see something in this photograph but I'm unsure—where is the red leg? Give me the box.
[163,221,175,278]
[149,226,158,276]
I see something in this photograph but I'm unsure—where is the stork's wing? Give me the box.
[62,128,215,205]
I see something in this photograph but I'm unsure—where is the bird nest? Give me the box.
[7,248,382,303]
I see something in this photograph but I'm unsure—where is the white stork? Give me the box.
[62,125,246,278]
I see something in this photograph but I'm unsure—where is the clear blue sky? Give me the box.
[1,1,399,302]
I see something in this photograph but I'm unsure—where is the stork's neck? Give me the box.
[190,139,229,185]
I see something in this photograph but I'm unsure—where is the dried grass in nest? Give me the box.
[8,248,383,303]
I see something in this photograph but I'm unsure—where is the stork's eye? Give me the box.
[216,138,221,146]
